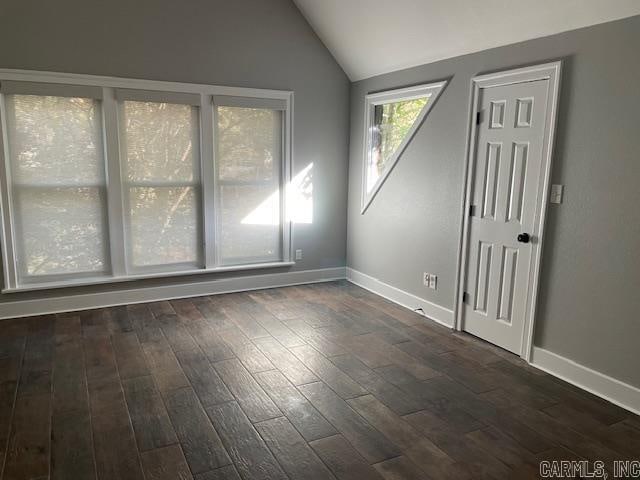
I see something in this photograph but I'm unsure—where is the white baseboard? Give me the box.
[0,267,346,320]
[530,346,640,416]
[346,267,454,328]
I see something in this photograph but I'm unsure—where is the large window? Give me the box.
[361,81,447,213]
[215,102,283,265]
[0,73,292,291]
[119,94,202,271]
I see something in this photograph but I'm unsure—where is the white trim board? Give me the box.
[531,347,640,416]
[0,267,346,320]
[346,267,454,328]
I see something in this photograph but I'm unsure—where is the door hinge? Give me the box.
[476,110,482,125]
[469,205,476,217]
[462,292,469,304]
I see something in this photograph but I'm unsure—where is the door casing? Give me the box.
[453,61,562,362]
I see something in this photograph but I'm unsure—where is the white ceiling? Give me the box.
[293,0,640,81]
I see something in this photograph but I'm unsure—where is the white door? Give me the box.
[462,79,549,354]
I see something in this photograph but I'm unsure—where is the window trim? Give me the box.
[360,81,447,214]
[0,69,294,293]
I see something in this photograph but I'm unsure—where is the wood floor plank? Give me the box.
[127,304,161,344]
[51,321,95,480]
[330,354,423,415]
[191,297,233,330]
[285,319,346,357]
[147,301,175,318]
[347,394,469,480]
[357,333,440,381]
[158,314,199,353]
[187,321,235,363]
[213,358,281,423]
[88,377,145,480]
[112,332,150,380]
[53,330,88,414]
[423,375,555,454]
[0,338,24,472]
[140,444,193,480]
[309,434,384,480]
[373,456,431,480]
[222,306,270,340]
[298,381,401,463]
[163,387,231,474]
[403,409,514,479]
[122,375,177,451]
[465,426,536,469]
[194,465,242,480]
[290,345,367,399]
[218,328,274,373]
[141,334,190,392]
[17,317,54,397]
[254,416,336,479]
[333,333,393,369]
[51,409,96,480]
[174,348,234,407]
[3,393,51,480]
[492,360,628,425]
[253,336,318,386]
[250,310,306,348]
[171,299,207,323]
[205,401,287,480]
[84,334,119,382]
[254,369,337,442]
[106,306,134,334]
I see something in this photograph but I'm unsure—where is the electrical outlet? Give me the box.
[295,249,303,260]
[423,272,430,287]
[429,274,437,290]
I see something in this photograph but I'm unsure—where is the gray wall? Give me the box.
[0,0,350,305]
[347,15,640,387]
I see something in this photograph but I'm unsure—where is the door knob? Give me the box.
[517,233,530,243]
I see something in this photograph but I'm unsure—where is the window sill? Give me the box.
[1,261,296,293]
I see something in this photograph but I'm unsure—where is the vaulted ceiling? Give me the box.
[293,0,640,81]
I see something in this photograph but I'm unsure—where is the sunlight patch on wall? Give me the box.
[241,162,313,225]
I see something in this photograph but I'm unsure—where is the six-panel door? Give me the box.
[463,79,549,354]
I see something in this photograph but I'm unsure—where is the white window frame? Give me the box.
[0,69,294,292]
[361,81,447,214]
[212,96,288,267]
[117,89,204,274]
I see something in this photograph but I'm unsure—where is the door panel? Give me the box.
[463,79,549,354]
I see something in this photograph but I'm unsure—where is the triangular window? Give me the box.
[361,81,447,213]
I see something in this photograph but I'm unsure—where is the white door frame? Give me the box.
[453,61,562,362]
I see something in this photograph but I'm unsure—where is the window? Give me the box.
[119,94,202,271]
[215,101,284,265]
[3,85,109,284]
[0,73,292,291]
[361,81,447,213]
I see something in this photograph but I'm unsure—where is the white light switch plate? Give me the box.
[550,184,564,204]
[429,274,437,290]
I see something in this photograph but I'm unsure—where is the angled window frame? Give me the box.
[361,80,447,214]
[0,69,294,293]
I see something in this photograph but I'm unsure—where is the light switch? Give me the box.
[550,184,564,204]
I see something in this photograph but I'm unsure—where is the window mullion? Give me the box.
[282,96,292,262]
[200,94,216,268]
[102,87,127,277]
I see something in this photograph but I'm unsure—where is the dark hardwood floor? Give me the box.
[0,280,637,479]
